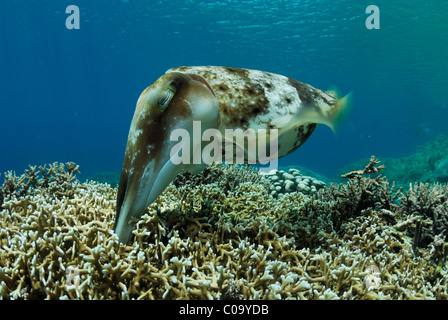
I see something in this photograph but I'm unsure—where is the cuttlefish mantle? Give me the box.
[114,66,352,243]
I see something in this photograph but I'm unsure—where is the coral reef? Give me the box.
[330,157,448,264]
[263,168,326,198]
[394,182,448,264]
[340,135,448,185]
[0,159,447,300]
[172,163,270,194]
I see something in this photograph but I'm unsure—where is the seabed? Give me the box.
[0,156,447,300]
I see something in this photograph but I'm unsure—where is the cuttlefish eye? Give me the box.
[157,85,176,111]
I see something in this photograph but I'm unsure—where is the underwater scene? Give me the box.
[1,0,448,302]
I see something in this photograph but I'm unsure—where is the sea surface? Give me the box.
[1,0,447,180]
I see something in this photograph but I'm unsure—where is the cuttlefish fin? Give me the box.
[293,89,353,134]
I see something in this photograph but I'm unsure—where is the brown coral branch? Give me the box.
[341,156,385,179]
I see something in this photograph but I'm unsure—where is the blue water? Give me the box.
[1,0,447,180]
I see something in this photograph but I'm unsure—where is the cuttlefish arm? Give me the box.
[114,72,218,244]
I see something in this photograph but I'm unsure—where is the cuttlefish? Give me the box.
[114,66,352,243]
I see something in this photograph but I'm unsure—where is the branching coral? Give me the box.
[1,160,447,300]
[0,162,80,204]
[315,156,402,231]
[341,135,448,184]
[172,163,270,194]
[393,182,448,264]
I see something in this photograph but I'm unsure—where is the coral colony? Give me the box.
[1,156,448,300]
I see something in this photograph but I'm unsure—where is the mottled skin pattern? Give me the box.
[168,66,337,156]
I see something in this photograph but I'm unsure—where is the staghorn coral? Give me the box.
[0,161,448,300]
[320,157,448,266]
[315,156,403,230]
[340,135,448,185]
[393,182,448,264]
[0,162,80,203]
[172,163,270,193]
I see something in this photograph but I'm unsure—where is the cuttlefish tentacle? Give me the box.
[115,66,352,243]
